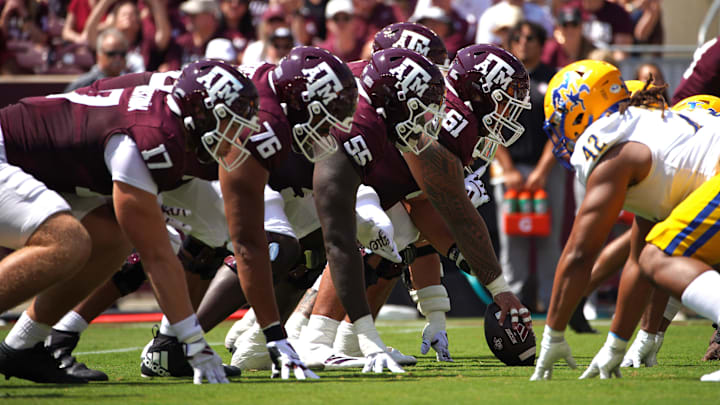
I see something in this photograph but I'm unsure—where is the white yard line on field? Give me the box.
[75,341,225,356]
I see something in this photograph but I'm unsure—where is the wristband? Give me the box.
[172,313,203,343]
[607,332,629,351]
[262,321,287,343]
[485,275,511,297]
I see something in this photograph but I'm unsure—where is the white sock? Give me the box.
[333,320,362,357]
[159,315,174,336]
[53,311,89,333]
[285,312,309,341]
[681,270,720,324]
[302,315,340,347]
[5,311,51,350]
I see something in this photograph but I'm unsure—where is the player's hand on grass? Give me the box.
[621,329,658,368]
[184,337,229,384]
[267,339,319,380]
[354,314,405,373]
[530,327,577,381]
[362,351,405,373]
[421,328,453,362]
[580,333,627,379]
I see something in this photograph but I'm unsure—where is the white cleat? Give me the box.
[291,339,365,370]
[230,324,272,370]
[225,310,257,351]
[387,347,417,366]
[700,369,720,382]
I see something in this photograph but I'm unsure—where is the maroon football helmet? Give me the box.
[361,47,446,154]
[447,44,530,160]
[172,59,260,171]
[272,46,358,162]
[371,22,449,70]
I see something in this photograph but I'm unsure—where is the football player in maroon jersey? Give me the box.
[308,45,532,372]
[0,59,259,384]
[39,48,360,381]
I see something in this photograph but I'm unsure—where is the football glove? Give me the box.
[464,168,490,208]
[580,333,627,379]
[184,337,229,384]
[267,339,319,380]
[530,327,577,381]
[362,351,406,373]
[620,329,658,368]
[421,329,452,362]
[354,314,405,373]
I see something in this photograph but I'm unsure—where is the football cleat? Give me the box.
[568,297,598,334]
[230,324,272,370]
[46,329,109,381]
[0,342,88,384]
[141,326,241,378]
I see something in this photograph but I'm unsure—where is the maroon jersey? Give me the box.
[237,63,292,172]
[672,36,720,104]
[438,90,481,167]
[337,62,481,208]
[91,65,291,175]
[0,86,186,195]
[268,150,315,197]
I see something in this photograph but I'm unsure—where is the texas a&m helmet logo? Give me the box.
[195,65,245,108]
[475,53,516,93]
[301,61,344,105]
[392,30,431,57]
[388,58,432,98]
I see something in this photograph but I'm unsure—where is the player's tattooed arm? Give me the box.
[313,151,372,321]
[403,136,502,286]
[295,288,318,318]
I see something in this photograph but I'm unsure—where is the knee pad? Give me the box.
[415,285,451,316]
[112,252,147,296]
[179,235,231,280]
[266,232,302,284]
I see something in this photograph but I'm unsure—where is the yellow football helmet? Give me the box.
[672,94,720,115]
[544,60,629,169]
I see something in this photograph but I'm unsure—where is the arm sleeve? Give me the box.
[104,135,159,195]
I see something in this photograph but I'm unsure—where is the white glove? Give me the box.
[362,352,406,373]
[421,330,452,362]
[530,327,577,381]
[580,333,627,379]
[620,329,658,368]
[161,204,193,233]
[650,331,664,365]
[184,337,229,384]
[354,314,405,373]
[464,168,490,208]
[267,339,319,380]
[420,311,452,362]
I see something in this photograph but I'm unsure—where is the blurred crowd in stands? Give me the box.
[0,0,663,77]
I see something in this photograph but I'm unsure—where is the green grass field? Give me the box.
[0,319,718,404]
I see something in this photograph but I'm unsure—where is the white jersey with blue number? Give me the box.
[571,106,720,221]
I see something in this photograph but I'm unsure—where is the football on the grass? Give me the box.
[483,302,536,366]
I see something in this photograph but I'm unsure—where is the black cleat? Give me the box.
[140,326,240,378]
[0,342,88,384]
[46,329,108,381]
[569,297,598,334]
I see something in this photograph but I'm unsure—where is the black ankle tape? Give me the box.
[262,323,287,342]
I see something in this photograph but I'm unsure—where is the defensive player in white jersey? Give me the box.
[530,60,720,380]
